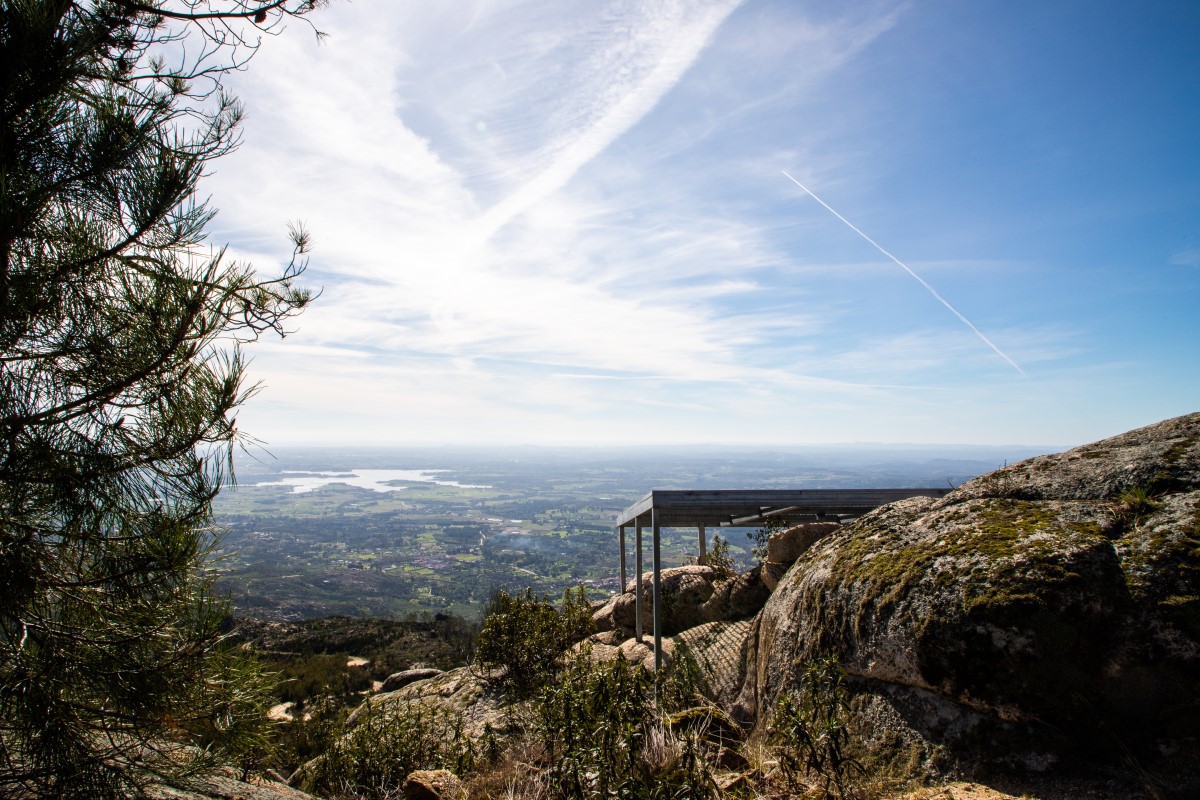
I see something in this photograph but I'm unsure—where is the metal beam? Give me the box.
[652,505,662,672]
[618,524,626,592]
[634,517,643,642]
[616,488,951,529]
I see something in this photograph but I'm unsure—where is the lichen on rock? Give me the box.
[742,412,1200,769]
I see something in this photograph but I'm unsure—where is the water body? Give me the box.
[254,469,491,494]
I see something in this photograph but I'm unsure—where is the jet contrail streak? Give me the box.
[782,170,1027,378]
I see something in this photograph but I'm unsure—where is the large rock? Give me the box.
[293,667,505,793]
[346,666,503,737]
[379,667,443,693]
[761,522,841,591]
[143,767,320,800]
[766,521,840,563]
[700,564,771,621]
[591,591,650,638]
[593,564,771,640]
[628,564,719,634]
[741,413,1200,767]
[672,619,756,715]
[404,769,466,800]
[759,559,789,592]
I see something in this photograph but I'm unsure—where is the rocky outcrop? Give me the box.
[673,619,756,713]
[590,586,648,636]
[767,520,840,563]
[740,413,1200,766]
[380,667,443,693]
[404,768,467,800]
[292,667,504,793]
[299,413,1197,783]
[592,563,770,640]
[761,521,840,590]
[143,768,320,800]
[346,667,503,738]
[701,564,772,621]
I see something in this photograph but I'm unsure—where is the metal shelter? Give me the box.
[614,488,951,669]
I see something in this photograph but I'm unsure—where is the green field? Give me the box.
[213,445,1015,620]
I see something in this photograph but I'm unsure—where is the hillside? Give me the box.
[168,414,1199,799]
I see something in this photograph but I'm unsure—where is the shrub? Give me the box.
[770,656,863,800]
[295,701,474,800]
[267,697,346,778]
[475,586,594,698]
[706,534,737,578]
[538,652,653,798]
[1117,485,1162,519]
[748,517,787,564]
[276,653,372,705]
[535,646,725,800]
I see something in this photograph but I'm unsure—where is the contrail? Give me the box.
[782,170,1027,378]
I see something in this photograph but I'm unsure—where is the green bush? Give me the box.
[770,656,863,800]
[275,653,372,705]
[706,534,737,578]
[184,648,278,780]
[748,517,786,564]
[538,652,652,798]
[474,586,594,698]
[535,646,724,800]
[295,701,474,800]
[1117,485,1163,519]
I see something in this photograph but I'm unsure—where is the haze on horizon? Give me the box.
[211,1,1199,449]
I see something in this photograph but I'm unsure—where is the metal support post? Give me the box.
[634,517,643,642]
[618,524,627,592]
[652,506,662,671]
[698,524,707,566]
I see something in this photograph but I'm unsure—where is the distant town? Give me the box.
[214,444,1045,620]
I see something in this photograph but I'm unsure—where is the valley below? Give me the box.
[214,444,1032,620]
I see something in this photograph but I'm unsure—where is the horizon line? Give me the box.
[238,440,1066,451]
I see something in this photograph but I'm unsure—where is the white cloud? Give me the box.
[213,0,775,384]
[202,1,1122,446]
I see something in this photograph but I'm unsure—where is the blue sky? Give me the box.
[206,0,1199,447]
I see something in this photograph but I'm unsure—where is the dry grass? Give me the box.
[464,735,548,800]
[642,720,684,774]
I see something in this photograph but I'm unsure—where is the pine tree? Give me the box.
[1,2,324,795]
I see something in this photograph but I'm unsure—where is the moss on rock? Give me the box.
[746,414,1200,771]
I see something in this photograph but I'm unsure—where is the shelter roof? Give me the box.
[615,488,951,528]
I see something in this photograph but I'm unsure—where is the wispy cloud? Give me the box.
[209,2,928,438]
[476,1,744,238]
[214,0,788,384]
[1169,249,1200,267]
[197,0,1174,447]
